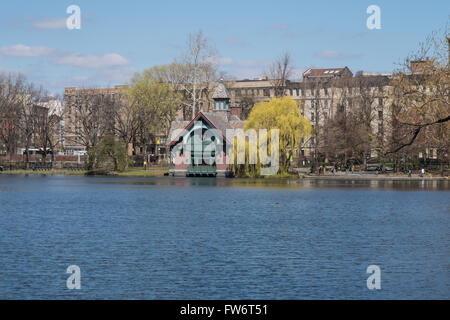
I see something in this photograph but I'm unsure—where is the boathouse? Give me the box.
[168,82,243,177]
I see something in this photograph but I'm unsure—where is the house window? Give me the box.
[215,100,227,110]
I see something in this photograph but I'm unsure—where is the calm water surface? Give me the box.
[0,175,448,299]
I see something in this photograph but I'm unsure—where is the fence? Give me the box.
[0,154,87,170]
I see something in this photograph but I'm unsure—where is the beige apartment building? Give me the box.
[64,85,169,161]
[225,68,392,163]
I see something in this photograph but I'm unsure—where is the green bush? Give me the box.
[88,136,131,172]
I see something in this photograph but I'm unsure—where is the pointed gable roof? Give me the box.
[212,82,231,99]
[168,111,244,147]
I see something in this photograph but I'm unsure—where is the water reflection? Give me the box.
[0,175,448,191]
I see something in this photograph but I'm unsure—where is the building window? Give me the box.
[311,112,315,121]
[215,100,227,110]
[378,110,383,120]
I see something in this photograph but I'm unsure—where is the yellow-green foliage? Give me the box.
[243,97,312,174]
[230,138,261,177]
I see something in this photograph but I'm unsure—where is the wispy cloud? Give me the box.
[225,37,248,47]
[93,66,136,83]
[206,56,234,66]
[0,44,55,57]
[315,50,363,60]
[273,24,290,31]
[270,24,296,39]
[235,59,270,68]
[206,56,270,70]
[55,53,130,69]
[33,18,67,30]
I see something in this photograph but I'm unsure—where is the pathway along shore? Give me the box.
[302,173,448,181]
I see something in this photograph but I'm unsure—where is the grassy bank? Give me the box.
[114,167,169,177]
[0,167,169,177]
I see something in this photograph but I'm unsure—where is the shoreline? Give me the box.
[0,169,448,181]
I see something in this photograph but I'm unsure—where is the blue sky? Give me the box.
[0,0,449,95]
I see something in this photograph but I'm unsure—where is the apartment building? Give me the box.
[63,67,394,163]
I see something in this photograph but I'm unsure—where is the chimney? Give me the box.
[230,104,242,119]
[410,60,432,74]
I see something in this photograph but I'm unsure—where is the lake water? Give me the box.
[0,175,448,299]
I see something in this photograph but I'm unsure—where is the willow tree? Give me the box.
[244,97,312,173]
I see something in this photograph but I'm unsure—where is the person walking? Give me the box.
[420,168,425,178]
[351,164,355,174]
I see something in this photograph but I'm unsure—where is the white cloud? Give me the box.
[0,44,54,57]
[33,18,67,30]
[55,53,130,69]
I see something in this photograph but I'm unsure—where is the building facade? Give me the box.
[168,82,244,177]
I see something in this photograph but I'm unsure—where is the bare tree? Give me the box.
[388,25,450,154]
[163,30,218,119]
[0,73,24,168]
[65,91,116,168]
[269,52,294,97]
